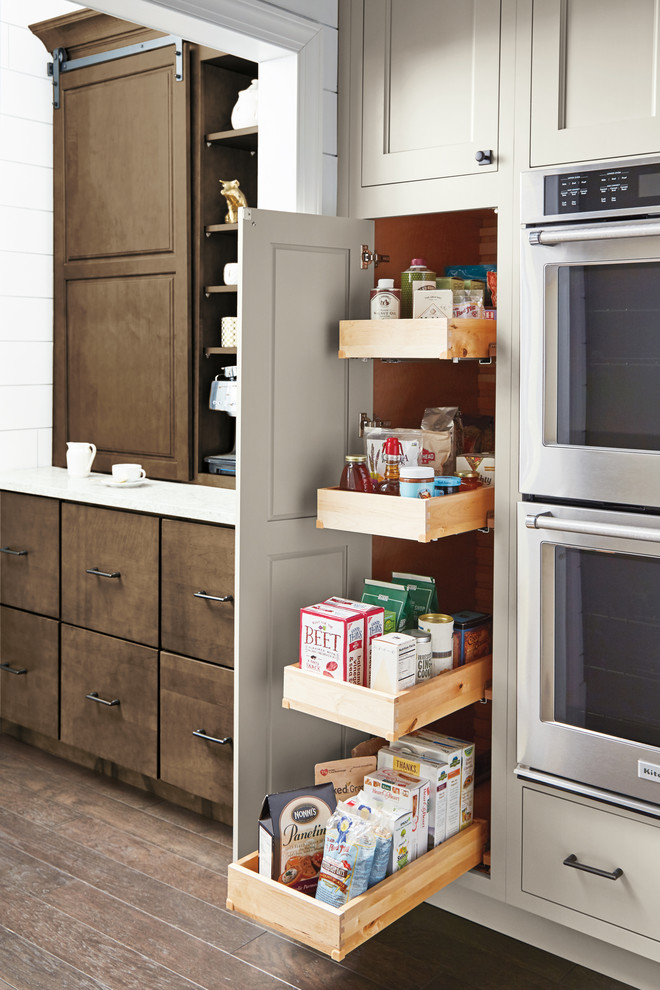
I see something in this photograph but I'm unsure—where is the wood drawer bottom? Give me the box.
[227,819,487,960]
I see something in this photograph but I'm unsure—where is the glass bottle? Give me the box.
[377,437,403,496]
[340,454,373,492]
[456,470,483,492]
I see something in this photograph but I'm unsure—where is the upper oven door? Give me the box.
[520,215,660,508]
[518,501,660,807]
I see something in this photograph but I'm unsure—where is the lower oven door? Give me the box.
[518,500,660,807]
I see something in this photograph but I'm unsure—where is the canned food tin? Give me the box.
[406,628,433,682]
[418,613,454,675]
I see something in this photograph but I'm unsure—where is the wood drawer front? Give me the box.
[161,520,234,665]
[0,493,60,617]
[522,787,660,941]
[61,503,159,645]
[0,606,59,737]
[160,652,233,819]
[60,624,157,777]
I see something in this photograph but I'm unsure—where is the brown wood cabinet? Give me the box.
[0,606,59,738]
[61,503,159,646]
[60,624,158,777]
[160,652,233,816]
[161,518,234,665]
[0,492,59,617]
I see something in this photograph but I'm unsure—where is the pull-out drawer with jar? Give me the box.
[522,786,660,942]
[161,519,234,666]
[60,624,158,777]
[61,503,159,646]
[0,492,60,617]
[0,605,59,737]
[160,652,233,820]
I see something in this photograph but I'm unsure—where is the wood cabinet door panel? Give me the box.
[61,503,159,645]
[0,606,59,738]
[60,624,157,776]
[160,651,233,819]
[161,519,234,665]
[0,493,60,617]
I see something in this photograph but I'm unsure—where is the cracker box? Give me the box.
[324,597,385,686]
[370,633,416,693]
[314,756,377,800]
[258,783,337,895]
[409,730,475,831]
[412,287,453,321]
[363,767,429,859]
[390,733,463,838]
[299,603,364,684]
[377,746,449,848]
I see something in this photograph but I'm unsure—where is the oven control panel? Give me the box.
[544,163,660,216]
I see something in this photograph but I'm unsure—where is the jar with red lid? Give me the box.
[456,470,483,492]
[340,455,373,492]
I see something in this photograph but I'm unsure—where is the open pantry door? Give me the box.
[234,208,374,858]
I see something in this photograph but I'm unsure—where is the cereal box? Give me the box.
[299,603,364,684]
[377,746,449,849]
[390,733,463,839]
[363,767,429,859]
[407,730,475,831]
[258,783,337,895]
[324,597,385,686]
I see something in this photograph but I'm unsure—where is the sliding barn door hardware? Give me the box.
[48,35,184,109]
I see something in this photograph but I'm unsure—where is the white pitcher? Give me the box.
[66,441,97,477]
[230,79,258,129]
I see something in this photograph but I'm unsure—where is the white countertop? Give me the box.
[0,467,236,526]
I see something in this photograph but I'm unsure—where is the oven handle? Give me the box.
[526,511,660,544]
[529,220,660,246]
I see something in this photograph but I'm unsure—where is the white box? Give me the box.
[412,287,453,320]
[415,732,475,831]
[363,767,429,859]
[324,597,385,686]
[369,633,416,693]
[378,746,449,848]
[299,603,364,684]
[390,733,463,839]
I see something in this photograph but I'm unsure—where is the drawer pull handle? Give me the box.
[193,728,232,747]
[194,591,234,604]
[0,546,28,556]
[86,691,120,707]
[563,854,623,881]
[0,662,27,675]
[86,567,121,579]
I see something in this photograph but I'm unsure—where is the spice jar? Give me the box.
[400,259,436,318]
[433,476,461,496]
[339,455,373,492]
[456,471,483,491]
[399,466,434,498]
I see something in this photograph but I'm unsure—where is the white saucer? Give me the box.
[102,478,148,489]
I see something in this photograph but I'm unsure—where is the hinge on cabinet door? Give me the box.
[360,244,390,269]
[358,412,391,437]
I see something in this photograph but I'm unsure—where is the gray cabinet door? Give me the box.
[530,0,660,166]
[360,0,500,186]
[234,207,373,856]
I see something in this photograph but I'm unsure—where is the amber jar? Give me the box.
[340,455,373,492]
[456,470,483,491]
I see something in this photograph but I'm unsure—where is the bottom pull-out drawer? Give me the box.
[522,786,660,941]
[160,652,233,820]
[0,606,59,737]
[60,624,157,777]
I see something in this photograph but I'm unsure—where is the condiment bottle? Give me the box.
[377,437,403,496]
[400,258,436,318]
[339,454,373,492]
[456,470,483,491]
[370,279,401,319]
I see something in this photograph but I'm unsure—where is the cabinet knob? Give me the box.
[475,149,493,165]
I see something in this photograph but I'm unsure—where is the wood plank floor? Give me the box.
[0,735,635,990]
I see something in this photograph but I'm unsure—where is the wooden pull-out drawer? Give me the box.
[61,503,159,646]
[0,493,60,617]
[522,786,660,941]
[160,651,233,821]
[60,624,157,777]
[0,606,59,737]
[161,519,234,665]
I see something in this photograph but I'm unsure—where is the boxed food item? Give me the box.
[361,578,414,633]
[411,287,453,320]
[258,783,337,895]
[314,755,377,800]
[456,453,495,487]
[377,746,449,849]
[363,767,429,859]
[370,632,417,693]
[390,733,463,838]
[410,730,475,831]
[299,603,364,684]
[390,572,439,623]
[435,276,464,295]
[324,597,385,686]
[346,791,413,875]
[451,610,492,667]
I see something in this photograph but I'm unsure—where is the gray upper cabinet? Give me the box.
[530,0,660,166]
[360,0,501,186]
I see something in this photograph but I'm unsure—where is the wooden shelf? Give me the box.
[204,347,237,358]
[205,125,258,151]
[338,318,496,360]
[204,285,237,296]
[316,485,494,543]
[205,223,238,235]
[282,655,491,741]
[227,820,487,961]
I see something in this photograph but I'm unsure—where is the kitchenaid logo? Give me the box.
[638,760,660,782]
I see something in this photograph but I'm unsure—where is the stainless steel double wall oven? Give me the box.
[518,158,660,812]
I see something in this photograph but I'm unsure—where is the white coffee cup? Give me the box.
[112,463,146,483]
[223,262,239,285]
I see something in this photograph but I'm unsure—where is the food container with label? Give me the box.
[456,471,483,492]
[400,259,436,318]
[370,279,401,319]
[418,613,454,675]
[399,466,434,498]
[433,475,461,496]
[406,628,433,682]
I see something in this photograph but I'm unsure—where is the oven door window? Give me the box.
[555,261,660,451]
[552,545,660,747]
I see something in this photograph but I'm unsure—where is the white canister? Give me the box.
[221,316,238,347]
[66,441,96,478]
[406,628,433,683]
[418,613,454,675]
[223,262,238,285]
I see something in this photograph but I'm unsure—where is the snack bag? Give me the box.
[315,805,377,906]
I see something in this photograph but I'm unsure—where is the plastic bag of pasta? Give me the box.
[315,805,377,906]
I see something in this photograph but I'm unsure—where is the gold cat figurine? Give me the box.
[219,179,248,223]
